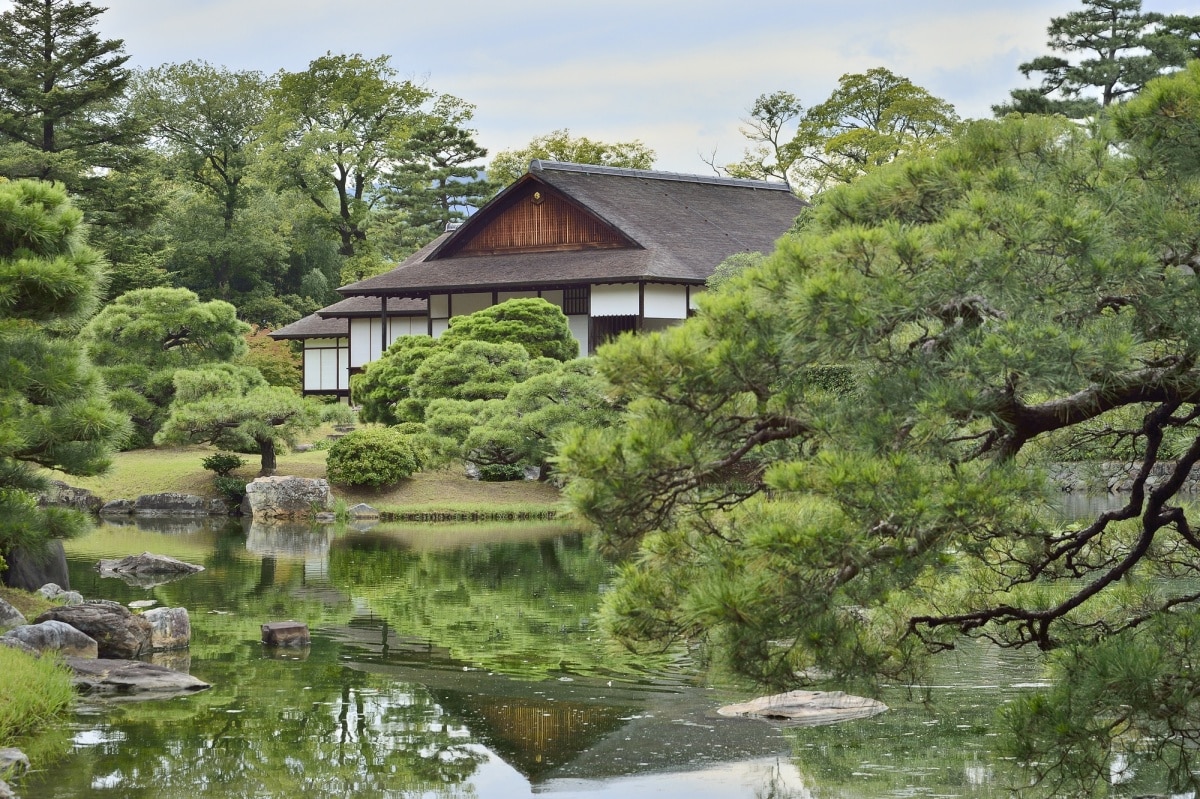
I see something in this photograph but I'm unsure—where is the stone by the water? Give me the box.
[716,690,888,727]
[65,657,210,698]
[0,747,29,778]
[142,607,191,651]
[0,598,25,631]
[242,476,331,520]
[347,503,380,519]
[261,620,310,647]
[1,621,98,658]
[35,602,153,659]
[128,599,158,609]
[97,552,204,588]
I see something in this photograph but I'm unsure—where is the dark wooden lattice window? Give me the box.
[563,287,589,315]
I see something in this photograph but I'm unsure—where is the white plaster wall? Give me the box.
[568,314,589,356]
[430,294,449,319]
[590,283,639,316]
[643,284,688,319]
[451,292,492,316]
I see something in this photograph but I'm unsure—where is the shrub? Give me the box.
[478,463,527,482]
[213,476,249,504]
[201,452,246,476]
[326,428,423,487]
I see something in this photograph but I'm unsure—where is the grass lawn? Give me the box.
[46,434,564,517]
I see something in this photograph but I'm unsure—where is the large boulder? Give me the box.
[98,553,204,579]
[65,657,210,697]
[0,598,25,631]
[1,621,98,658]
[242,476,331,520]
[132,492,225,517]
[38,480,103,514]
[717,690,889,727]
[142,607,190,651]
[1,541,70,591]
[35,601,153,659]
[99,498,135,516]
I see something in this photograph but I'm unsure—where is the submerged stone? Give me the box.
[261,620,310,647]
[716,690,888,726]
[66,657,210,697]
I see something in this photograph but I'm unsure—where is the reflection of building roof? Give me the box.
[268,313,347,340]
[337,161,804,296]
[315,295,427,318]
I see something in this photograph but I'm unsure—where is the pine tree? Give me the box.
[995,0,1200,117]
[0,180,129,569]
[0,0,141,185]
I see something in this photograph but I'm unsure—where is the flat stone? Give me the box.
[128,600,158,609]
[142,607,190,651]
[0,748,29,778]
[35,602,153,659]
[242,476,331,520]
[1,621,98,658]
[716,690,888,727]
[0,598,25,631]
[65,657,210,697]
[132,492,213,517]
[37,480,102,514]
[98,552,204,577]
[261,621,310,647]
[99,498,135,515]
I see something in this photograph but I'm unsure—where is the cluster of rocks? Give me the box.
[0,555,212,795]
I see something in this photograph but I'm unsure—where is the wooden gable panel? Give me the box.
[446,183,631,257]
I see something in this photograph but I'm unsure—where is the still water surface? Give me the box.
[12,515,1092,798]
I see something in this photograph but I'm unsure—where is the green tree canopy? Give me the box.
[0,0,142,186]
[488,128,655,186]
[0,180,128,566]
[723,68,958,195]
[437,298,578,361]
[994,0,1200,117]
[155,364,331,474]
[559,65,1200,793]
[80,287,250,447]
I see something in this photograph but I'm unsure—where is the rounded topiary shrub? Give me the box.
[325,428,423,487]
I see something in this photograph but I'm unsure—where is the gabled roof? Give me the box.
[338,161,804,297]
[268,313,347,340]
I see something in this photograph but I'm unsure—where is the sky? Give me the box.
[29,0,1200,173]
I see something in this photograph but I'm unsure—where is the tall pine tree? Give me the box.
[0,0,142,185]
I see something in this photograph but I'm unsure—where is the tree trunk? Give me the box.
[257,436,277,475]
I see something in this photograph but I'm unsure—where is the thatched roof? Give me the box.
[338,161,803,297]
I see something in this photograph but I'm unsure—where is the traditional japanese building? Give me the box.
[275,160,804,397]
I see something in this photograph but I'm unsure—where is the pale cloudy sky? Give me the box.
[49,1,1200,172]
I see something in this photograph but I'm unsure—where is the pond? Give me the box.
[7,513,1137,798]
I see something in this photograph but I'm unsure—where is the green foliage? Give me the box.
[0,646,74,746]
[352,335,438,425]
[80,287,250,447]
[438,298,579,361]
[994,0,1200,117]
[488,128,655,186]
[201,452,246,477]
[325,427,423,487]
[155,364,323,474]
[725,68,958,195]
[0,180,129,561]
[0,0,141,188]
[478,464,526,482]
[558,67,1200,792]
[412,339,547,405]
[705,251,766,292]
[212,475,248,504]
[240,328,301,390]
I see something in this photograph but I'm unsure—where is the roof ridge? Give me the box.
[528,160,793,192]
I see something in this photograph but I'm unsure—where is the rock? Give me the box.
[0,780,12,799]
[1,541,69,591]
[98,552,204,578]
[97,552,204,588]
[128,599,158,609]
[142,607,190,651]
[65,657,210,697]
[716,690,888,727]
[261,621,310,647]
[0,748,30,778]
[35,602,153,659]
[347,503,379,519]
[38,480,103,514]
[0,598,25,631]
[1,621,98,658]
[314,511,337,523]
[37,584,84,606]
[132,492,217,517]
[242,476,331,520]
[99,498,135,515]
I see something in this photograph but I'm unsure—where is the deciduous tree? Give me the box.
[488,129,655,186]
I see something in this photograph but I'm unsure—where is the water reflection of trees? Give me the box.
[328,530,683,681]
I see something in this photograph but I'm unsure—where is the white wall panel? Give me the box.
[540,289,564,308]
[451,292,492,316]
[349,318,372,367]
[432,318,449,337]
[498,291,537,303]
[388,316,430,342]
[319,349,338,389]
[643,284,687,319]
[590,283,639,316]
[430,294,449,319]
[304,351,321,392]
[568,315,588,357]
